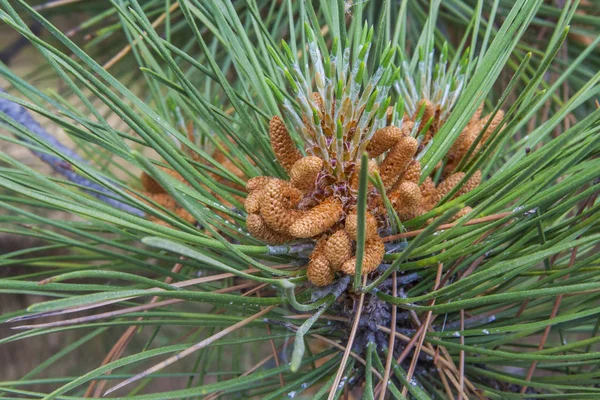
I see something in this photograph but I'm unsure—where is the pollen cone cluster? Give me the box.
[246,99,500,286]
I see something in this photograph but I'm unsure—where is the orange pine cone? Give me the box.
[390,181,424,221]
[350,159,379,189]
[366,126,403,158]
[448,125,474,160]
[479,110,505,143]
[306,236,335,286]
[446,110,505,175]
[246,213,293,244]
[472,102,484,123]
[260,180,304,234]
[344,211,378,240]
[269,116,302,173]
[432,172,465,205]
[174,208,196,225]
[379,136,418,189]
[420,176,436,203]
[246,176,274,192]
[455,170,481,198]
[445,127,478,176]
[401,120,415,136]
[244,188,264,213]
[401,160,421,184]
[324,230,354,270]
[289,197,343,238]
[307,254,335,286]
[290,156,323,192]
[312,234,329,257]
[340,236,385,275]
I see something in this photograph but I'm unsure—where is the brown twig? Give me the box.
[281,313,348,322]
[520,246,578,394]
[203,337,295,400]
[87,260,185,397]
[22,265,294,330]
[327,275,367,400]
[310,333,384,381]
[381,212,512,243]
[376,324,479,396]
[377,271,398,400]
[402,261,444,396]
[102,2,180,70]
[86,264,284,397]
[104,306,276,396]
[437,363,455,399]
[458,309,466,400]
[257,290,285,389]
[33,0,81,10]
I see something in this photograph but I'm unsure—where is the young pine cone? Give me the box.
[260,179,304,234]
[307,254,334,286]
[340,236,385,275]
[246,176,274,191]
[350,159,379,189]
[401,120,415,136]
[290,156,323,192]
[445,110,505,176]
[420,177,437,209]
[141,171,164,194]
[345,212,378,240]
[432,172,466,205]
[380,136,418,189]
[366,126,403,158]
[307,236,335,286]
[449,206,474,222]
[246,213,294,244]
[140,167,187,194]
[390,181,424,221]
[140,168,196,226]
[455,170,482,198]
[269,116,302,173]
[401,160,421,184]
[432,171,482,206]
[323,230,354,270]
[244,188,264,214]
[289,197,343,238]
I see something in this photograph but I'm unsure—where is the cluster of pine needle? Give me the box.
[0,1,599,399]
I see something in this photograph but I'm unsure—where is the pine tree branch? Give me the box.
[0,91,144,216]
